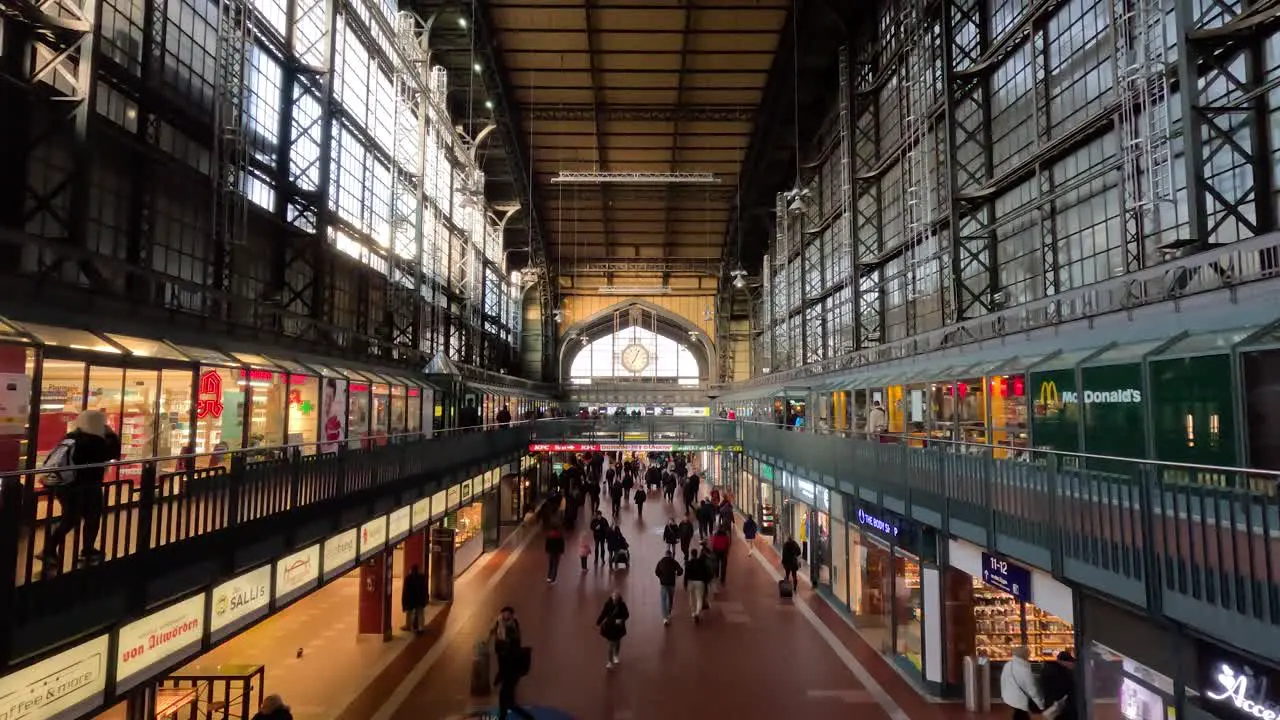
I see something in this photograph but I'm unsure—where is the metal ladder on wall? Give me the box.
[898,0,933,337]
[212,0,250,318]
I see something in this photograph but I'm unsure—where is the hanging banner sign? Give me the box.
[359,516,387,559]
[274,544,320,607]
[411,496,432,530]
[322,528,358,581]
[210,565,271,642]
[981,552,1032,602]
[528,442,743,453]
[115,594,206,692]
[388,505,412,543]
[0,635,109,720]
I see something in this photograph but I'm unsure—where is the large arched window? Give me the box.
[568,327,701,384]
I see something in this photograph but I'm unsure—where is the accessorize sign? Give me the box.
[115,594,206,692]
[209,566,271,642]
[388,506,412,543]
[274,544,320,607]
[1200,651,1280,720]
[0,635,109,720]
[323,528,358,580]
[411,496,431,530]
[359,516,387,559]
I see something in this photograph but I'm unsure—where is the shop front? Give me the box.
[443,468,505,576]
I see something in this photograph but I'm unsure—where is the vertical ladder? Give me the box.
[212,0,249,316]
[838,45,854,351]
[898,0,931,335]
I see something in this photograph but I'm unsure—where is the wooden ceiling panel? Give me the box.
[492,9,585,31]
[591,32,687,53]
[591,8,689,31]
[514,88,595,104]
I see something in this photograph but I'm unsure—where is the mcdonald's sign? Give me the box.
[1038,380,1062,410]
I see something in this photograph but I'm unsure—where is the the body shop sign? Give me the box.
[359,516,387,559]
[115,594,206,692]
[411,496,431,531]
[210,566,270,642]
[0,635,109,720]
[388,505,412,543]
[323,528,358,581]
[274,544,320,607]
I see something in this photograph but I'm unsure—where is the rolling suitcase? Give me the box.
[778,579,794,598]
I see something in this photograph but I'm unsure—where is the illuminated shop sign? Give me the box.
[1038,380,1142,407]
[981,552,1031,602]
[210,565,271,642]
[114,594,206,692]
[1201,654,1280,720]
[411,496,431,531]
[359,516,387,559]
[322,528,358,580]
[0,635,109,720]
[196,370,224,419]
[527,443,743,453]
[274,544,320,607]
[856,508,899,538]
[388,505,412,543]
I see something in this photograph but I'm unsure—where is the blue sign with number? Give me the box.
[981,552,1032,601]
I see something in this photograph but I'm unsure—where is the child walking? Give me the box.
[579,536,592,572]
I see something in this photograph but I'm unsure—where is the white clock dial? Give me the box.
[620,343,650,373]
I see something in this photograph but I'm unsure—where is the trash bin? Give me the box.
[964,656,991,713]
[429,526,456,602]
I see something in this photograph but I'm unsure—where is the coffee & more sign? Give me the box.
[0,635,109,720]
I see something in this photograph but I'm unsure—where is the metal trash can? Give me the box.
[964,656,991,713]
[469,640,491,697]
[429,526,457,602]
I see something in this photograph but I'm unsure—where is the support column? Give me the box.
[403,530,428,580]
[357,552,391,638]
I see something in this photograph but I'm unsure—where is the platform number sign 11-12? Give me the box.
[981,552,1031,602]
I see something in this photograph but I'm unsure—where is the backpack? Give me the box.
[41,438,77,487]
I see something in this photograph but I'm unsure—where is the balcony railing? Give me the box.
[737,421,1280,659]
[0,423,531,591]
[529,417,742,446]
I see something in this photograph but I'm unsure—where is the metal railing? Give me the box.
[0,422,532,588]
[737,420,1280,656]
[529,417,742,446]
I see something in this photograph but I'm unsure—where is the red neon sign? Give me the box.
[238,368,277,382]
[197,370,225,419]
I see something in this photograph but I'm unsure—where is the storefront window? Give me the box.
[243,368,287,449]
[451,503,483,548]
[287,374,320,451]
[119,368,159,478]
[1088,642,1176,720]
[195,366,244,465]
[372,382,391,441]
[347,381,371,448]
[894,551,923,670]
[37,359,84,461]
[0,345,35,472]
[407,388,422,434]
[157,369,192,471]
[390,384,406,435]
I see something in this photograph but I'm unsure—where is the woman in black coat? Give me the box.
[596,591,630,669]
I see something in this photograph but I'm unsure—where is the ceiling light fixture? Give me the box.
[550,171,720,185]
[473,62,482,73]
[457,17,467,28]
[484,99,494,109]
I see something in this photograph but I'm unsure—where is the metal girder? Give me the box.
[0,0,106,291]
[582,0,614,284]
[944,0,998,321]
[567,259,723,274]
[1177,0,1276,254]
[473,0,558,378]
[851,33,884,346]
[668,0,693,289]
[529,106,755,122]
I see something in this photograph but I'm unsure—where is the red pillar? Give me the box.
[403,530,427,577]
[358,554,387,635]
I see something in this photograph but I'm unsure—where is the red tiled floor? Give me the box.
[383,494,899,720]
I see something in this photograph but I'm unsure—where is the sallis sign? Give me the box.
[1038,380,1142,408]
[210,565,271,642]
[981,552,1032,602]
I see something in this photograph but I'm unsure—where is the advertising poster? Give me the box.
[359,516,387,559]
[421,388,434,439]
[430,490,447,520]
[0,635,109,720]
[388,505,412,544]
[274,544,320,607]
[115,594,206,692]
[320,378,348,454]
[322,528,358,581]
[209,566,271,642]
[411,496,431,531]
[0,344,30,472]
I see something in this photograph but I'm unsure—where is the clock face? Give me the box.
[619,343,650,373]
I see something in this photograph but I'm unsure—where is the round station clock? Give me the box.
[619,343,650,374]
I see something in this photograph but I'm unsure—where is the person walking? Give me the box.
[633,485,647,520]
[710,527,731,584]
[696,498,715,539]
[596,591,630,669]
[654,550,684,626]
[662,519,680,556]
[781,535,802,591]
[41,409,121,574]
[621,468,634,505]
[401,564,428,633]
[544,525,566,584]
[677,516,694,562]
[490,607,535,719]
[1000,646,1047,720]
[742,515,759,557]
[579,536,592,572]
[1040,651,1077,720]
[682,474,700,514]
[608,477,623,520]
[684,549,709,624]
[590,511,610,567]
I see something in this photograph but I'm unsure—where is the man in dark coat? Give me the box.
[401,564,428,633]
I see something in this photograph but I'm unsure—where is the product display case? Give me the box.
[971,578,1074,662]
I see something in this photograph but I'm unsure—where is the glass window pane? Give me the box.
[232,352,280,369]
[0,345,35,472]
[120,369,159,477]
[246,368,287,448]
[287,375,320,452]
[37,359,84,462]
[158,369,193,472]
[263,356,315,375]
[87,366,124,482]
[108,335,190,361]
[178,345,238,366]
[348,379,371,447]
[195,366,244,465]
[320,377,348,452]
[23,323,121,353]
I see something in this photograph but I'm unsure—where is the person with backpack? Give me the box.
[633,484,647,520]
[42,410,120,573]
[490,606,534,719]
[589,511,610,567]
[743,515,759,556]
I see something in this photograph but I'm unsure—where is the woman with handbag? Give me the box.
[595,591,630,669]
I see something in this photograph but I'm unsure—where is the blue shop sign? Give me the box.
[856,507,900,538]
[981,552,1031,602]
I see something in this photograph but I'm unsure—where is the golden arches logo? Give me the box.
[1038,380,1060,409]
